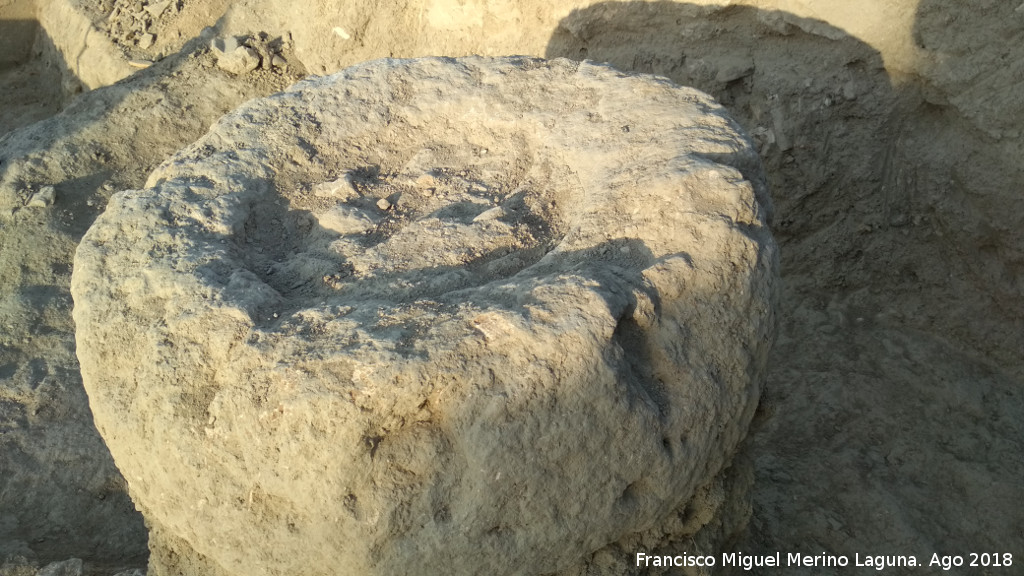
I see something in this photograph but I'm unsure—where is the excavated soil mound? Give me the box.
[71,57,777,576]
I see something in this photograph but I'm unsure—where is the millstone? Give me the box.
[71,56,777,576]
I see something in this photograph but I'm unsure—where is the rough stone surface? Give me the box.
[26,186,56,208]
[71,57,777,575]
[35,559,82,576]
[212,40,261,75]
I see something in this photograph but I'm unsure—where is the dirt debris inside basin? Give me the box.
[2,0,1023,575]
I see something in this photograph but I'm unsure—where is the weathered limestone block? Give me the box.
[71,56,777,576]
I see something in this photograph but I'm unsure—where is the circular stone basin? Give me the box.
[72,56,777,576]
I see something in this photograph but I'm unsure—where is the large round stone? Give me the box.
[71,56,777,576]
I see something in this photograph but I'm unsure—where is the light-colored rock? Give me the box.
[714,54,755,83]
[316,204,378,235]
[72,57,777,576]
[210,37,260,75]
[27,186,56,208]
[144,0,172,19]
[472,205,505,222]
[215,46,260,75]
[312,174,358,199]
[35,559,82,576]
[138,33,155,50]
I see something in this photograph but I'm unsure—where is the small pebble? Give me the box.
[216,46,260,75]
[138,33,155,50]
[376,198,391,211]
[473,206,505,223]
[27,186,56,208]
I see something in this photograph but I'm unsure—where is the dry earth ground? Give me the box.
[1,0,1022,574]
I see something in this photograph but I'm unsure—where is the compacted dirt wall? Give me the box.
[1,0,1021,574]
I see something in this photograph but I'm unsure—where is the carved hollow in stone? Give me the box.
[71,56,778,576]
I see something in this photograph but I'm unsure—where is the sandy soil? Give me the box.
[1,0,1021,574]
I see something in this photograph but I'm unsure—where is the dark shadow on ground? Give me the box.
[0,19,38,70]
[546,1,1024,566]
[0,11,303,569]
[0,20,82,137]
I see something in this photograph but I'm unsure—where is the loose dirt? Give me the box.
[1,0,1021,575]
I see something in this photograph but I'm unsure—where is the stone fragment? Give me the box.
[72,57,777,576]
[715,54,755,83]
[35,559,82,576]
[843,79,858,100]
[209,36,237,54]
[215,46,260,75]
[317,204,379,235]
[472,205,504,222]
[27,186,56,208]
[210,37,261,75]
[313,174,358,199]
[144,0,172,18]
[138,33,155,50]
